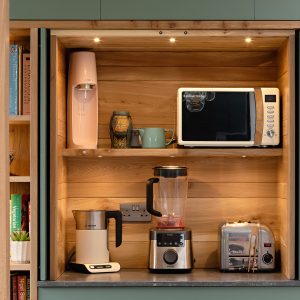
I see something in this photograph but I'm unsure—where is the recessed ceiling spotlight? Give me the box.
[94,37,101,43]
[169,37,176,43]
[245,37,252,44]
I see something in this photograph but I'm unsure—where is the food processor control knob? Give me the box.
[267,129,275,138]
[262,253,273,265]
[163,249,178,265]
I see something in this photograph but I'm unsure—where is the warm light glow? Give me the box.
[169,37,176,43]
[245,37,252,43]
[97,155,103,158]
[94,37,101,43]
[241,155,247,158]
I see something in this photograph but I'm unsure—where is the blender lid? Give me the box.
[153,166,187,178]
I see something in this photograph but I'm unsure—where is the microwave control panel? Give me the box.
[261,88,280,146]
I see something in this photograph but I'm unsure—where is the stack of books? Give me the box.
[9,44,30,116]
[10,194,31,236]
[10,272,30,300]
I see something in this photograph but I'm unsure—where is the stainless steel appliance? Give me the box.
[146,166,193,273]
[220,221,275,272]
[177,87,280,147]
[70,210,122,274]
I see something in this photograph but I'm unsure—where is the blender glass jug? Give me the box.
[146,166,188,228]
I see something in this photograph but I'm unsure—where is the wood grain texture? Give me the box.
[50,36,68,280]
[0,0,10,298]
[9,125,30,176]
[96,51,278,67]
[54,32,288,52]
[276,35,295,279]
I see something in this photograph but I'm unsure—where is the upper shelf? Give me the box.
[62,148,283,158]
[9,115,30,125]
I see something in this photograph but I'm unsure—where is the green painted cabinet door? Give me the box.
[101,0,254,20]
[255,0,300,20]
[10,0,101,20]
[39,287,300,300]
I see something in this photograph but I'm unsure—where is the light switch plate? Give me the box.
[120,202,151,222]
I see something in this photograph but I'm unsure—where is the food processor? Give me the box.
[146,166,193,273]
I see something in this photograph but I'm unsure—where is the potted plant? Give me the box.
[10,231,30,263]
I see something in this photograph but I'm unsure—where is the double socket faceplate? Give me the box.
[120,202,151,222]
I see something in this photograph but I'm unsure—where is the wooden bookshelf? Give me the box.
[7,27,38,300]
[9,176,30,183]
[9,115,30,125]
[10,263,31,271]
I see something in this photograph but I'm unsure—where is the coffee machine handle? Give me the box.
[106,211,123,248]
[146,178,162,217]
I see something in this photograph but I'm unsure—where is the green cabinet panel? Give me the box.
[101,0,255,20]
[39,287,300,300]
[10,0,100,20]
[255,0,300,20]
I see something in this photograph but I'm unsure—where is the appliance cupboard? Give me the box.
[48,25,295,283]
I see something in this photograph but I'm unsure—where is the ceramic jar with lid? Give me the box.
[109,111,132,148]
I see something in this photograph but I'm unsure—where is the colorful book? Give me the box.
[18,45,23,115]
[9,45,19,116]
[10,194,22,234]
[21,194,30,233]
[22,53,30,115]
[17,275,27,300]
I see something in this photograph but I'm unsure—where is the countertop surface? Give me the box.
[38,269,300,287]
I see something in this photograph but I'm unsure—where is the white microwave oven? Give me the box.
[177,87,280,147]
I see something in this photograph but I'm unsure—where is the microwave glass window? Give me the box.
[182,92,252,141]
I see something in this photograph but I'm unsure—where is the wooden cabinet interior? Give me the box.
[50,29,295,281]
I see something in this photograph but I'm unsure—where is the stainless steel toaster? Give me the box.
[220,221,275,272]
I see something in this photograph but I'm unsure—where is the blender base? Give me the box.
[148,228,193,273]
[149,268,192,274]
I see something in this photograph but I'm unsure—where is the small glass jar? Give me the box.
[109,111,132,148]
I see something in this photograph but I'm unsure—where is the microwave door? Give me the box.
[181,91,255,147]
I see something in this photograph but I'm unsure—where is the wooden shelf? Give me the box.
[9,176,30,183]
[9,115,30,125]
[62,148,283,158]
[10,263,30,271]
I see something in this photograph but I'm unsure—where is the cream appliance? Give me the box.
[71,210,122,274]
[67,51,98,149]
[146,166,193,273]
[177,87,280,147]
[220,221,275,272]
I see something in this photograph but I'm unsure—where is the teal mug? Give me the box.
[138,128,175,148]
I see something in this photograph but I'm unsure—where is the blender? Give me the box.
[146,166,193,273]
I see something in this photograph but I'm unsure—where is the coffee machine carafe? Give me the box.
[146,166,193,273]
[71,210,122,273]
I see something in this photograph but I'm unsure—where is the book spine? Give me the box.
[11,274,17,300]
[10,194,22,234]
[21,194,30,233]
[17,275,27,300]
[28,200,31,236]
[9,45,19,116]
[26,275,30,300]
[22,53,30,115]
[18,45,23,115]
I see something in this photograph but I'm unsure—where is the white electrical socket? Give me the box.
[120,202,151,222]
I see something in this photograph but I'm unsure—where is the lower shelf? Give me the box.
[38,269,299,287]
[10,263,30,271]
